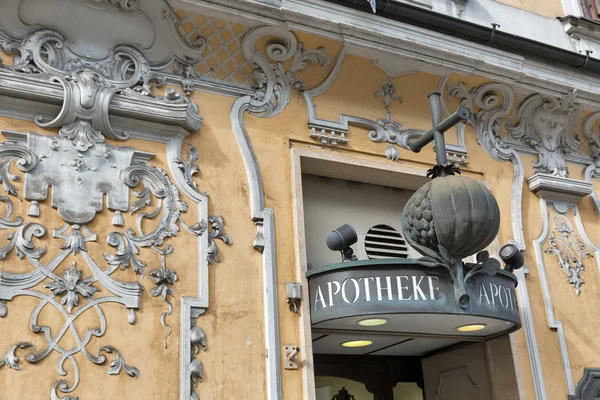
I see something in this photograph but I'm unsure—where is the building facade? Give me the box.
[0,0,600,399]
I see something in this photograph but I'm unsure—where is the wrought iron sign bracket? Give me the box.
[408,91,470,170]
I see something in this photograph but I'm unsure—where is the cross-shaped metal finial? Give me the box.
[409,92,470,177]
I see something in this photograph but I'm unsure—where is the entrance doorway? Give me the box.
[313,341,503,400]
[314,354,423,400]
[291,148,523,400]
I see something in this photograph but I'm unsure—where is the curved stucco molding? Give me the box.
[529,176,599,397]
[302,51,469,164]
[229,25,331,400]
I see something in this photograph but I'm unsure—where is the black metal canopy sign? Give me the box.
[307,259,521,333]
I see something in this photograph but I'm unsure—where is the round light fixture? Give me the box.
[357,318,389,327]
[341,340,373,348]
[456,323,487,332]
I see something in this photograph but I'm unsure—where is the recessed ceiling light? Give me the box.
[456,324,487,332]
[358,318,388,327]
[341,340,373,348]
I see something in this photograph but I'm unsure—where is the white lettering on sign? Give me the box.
[341,278,360,303]
[376,276,393,301]
[327,281,340,307]
[314,286,327,310]
[478,282,518,312]
[313,274,441,311]
[361,277,375,301]
[412,276,426,300]
[428,276,440,300]
[396,276,411,300]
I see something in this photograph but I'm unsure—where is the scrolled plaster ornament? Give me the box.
[508,90,581,177]
[14,131,138,225]
[175,144,202,193]
[449,81,515,162]
[584,111,600,172]
[0,27,200,149]
[545,215,593,295]
[448,81,526,250]
[150,245,177,348]
[230,26,333,399]
[207,216,232,264]
[189,324,207,399]
[243,26,332,118]
[0,130,232,399]
[0,139,39,199]
[44,262,98,313]
[369,77,423,161]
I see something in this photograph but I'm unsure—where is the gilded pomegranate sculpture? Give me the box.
[402,175,501,307]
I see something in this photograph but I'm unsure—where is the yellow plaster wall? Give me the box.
[494,0,566,18]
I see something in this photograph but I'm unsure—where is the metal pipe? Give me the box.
[409,106,470,153]
[428,92,447,165]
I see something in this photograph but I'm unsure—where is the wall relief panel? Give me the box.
[0,128,231,399]
[0,1,232,399]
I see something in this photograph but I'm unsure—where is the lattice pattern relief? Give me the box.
[173,10,253,87]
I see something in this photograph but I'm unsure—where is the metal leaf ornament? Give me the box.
[426,163,461,179]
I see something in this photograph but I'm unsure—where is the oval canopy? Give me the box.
[307,259,521,341]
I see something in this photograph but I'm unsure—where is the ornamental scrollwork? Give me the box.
[544,214,593,295]
[369,77,423,161]
[450,82,599,178]
[189,324,208,400]
[175,144,202,194]
[0,131,231,399]
[584,111,600,174]
[207,216,232,264]
[448,81,516,163]
[243,26,332,119]
[508,90,581,177]
[0,27,200,150]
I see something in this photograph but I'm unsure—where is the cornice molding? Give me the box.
[528,173,594,212]
[0,72,202,132]
[180,0,600,106]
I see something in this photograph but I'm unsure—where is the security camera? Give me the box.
[326,224,358,262]
[499,243,524,272]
